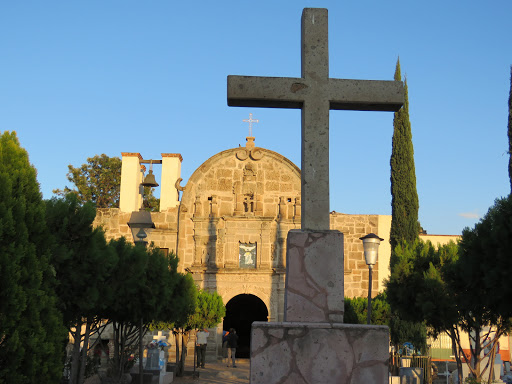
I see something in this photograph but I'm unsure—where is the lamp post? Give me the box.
[127,169,158,384]
[359,233,384,325]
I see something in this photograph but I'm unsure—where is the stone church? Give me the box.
[94,133,454,357]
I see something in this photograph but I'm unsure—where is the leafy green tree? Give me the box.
[387,58,424,358]
[387,240,464,381]
[387,232,512,383]
[455,195,512,382]
[45,195,117,384]
[187,289,226,330]
[168,289,225,376]
[390,58,420,254]
[508,67,512,191]
[103,240,190,381]
[54,154,122,208]
[0,131,66,383]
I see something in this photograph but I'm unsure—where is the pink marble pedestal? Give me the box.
[285,230,345,323]
[250,230,389,384]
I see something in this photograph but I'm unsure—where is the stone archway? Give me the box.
[223,294,268,358]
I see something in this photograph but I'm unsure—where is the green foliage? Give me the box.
[389,315,427,354]
[151,272,197,331]
[45,194,117,384]
[345,292,427,353]
[187,289,226,330]
[508,67,512,192]
[457,194,512,322]
[345,293,390,326]
[390,58,420,255]
[54,154,122,208]
[143,186,160,212]
[45,194,116,327]
[103,242,195,378]
[387,240,459,335]
[0,131,66,383]
[387,226,512,381]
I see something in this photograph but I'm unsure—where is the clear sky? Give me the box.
[1,1,511,235]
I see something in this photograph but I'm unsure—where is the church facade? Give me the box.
[94,135,454,356]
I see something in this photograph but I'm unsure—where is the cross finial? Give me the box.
[243,113,259,136]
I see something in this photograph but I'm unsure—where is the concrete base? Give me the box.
[250,322,389,384]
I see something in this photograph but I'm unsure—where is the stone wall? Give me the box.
[330,213,381,298]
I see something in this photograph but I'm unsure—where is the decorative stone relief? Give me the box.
[174,177,186,192]
[236,147,264,161]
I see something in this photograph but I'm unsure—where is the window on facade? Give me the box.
[239,242,256,268]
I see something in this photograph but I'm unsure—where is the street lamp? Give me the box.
[127,210,155,246]
[127,167,158,384]
[359,233,384,325]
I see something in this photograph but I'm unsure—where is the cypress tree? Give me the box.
[508,66,512,192]
[0,131,65,383]
[390,58,420,256]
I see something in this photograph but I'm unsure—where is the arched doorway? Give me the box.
[223,294,268,358]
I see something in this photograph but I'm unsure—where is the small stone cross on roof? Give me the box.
[243,113,259,137]
[227,8,404,231]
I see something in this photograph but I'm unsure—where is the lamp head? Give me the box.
[127,210,155,244]
[359,233,384,266]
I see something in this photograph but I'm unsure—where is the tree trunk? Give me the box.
[175,332,182,376]
[113,322,122,381]
[78,320,91,384]
[70,322,82,384]
[449,328,463,384]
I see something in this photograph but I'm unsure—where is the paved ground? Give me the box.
[172,359,249,384]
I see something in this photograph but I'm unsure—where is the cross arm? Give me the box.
[329,79,404,112]
[227,75,306,109]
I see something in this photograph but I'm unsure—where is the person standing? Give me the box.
[226,328,239,368]
[222,330,230,365]
[196,328,209,368]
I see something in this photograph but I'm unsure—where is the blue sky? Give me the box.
[1,1,511,235]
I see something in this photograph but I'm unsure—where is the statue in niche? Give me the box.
[243,194,255,213]
[243,163,256,181]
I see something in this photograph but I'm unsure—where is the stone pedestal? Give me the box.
[285,230,344,323]
[251,322,389,384]
[250,229,389,384]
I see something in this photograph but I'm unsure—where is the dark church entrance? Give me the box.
[223,294,268,358]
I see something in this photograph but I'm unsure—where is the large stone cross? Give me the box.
[228,8,404,231]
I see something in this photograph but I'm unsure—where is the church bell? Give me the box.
[141,169,159,188]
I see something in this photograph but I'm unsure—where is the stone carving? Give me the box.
[175,177,186,191]
[236,147,264,161]
[243,163,256,179]
[193,196,202,217]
